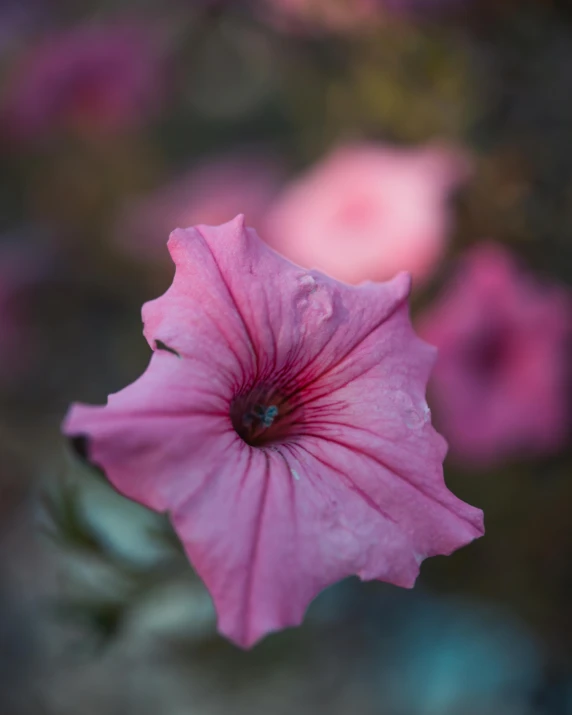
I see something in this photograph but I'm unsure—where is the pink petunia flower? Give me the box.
[63,216,483,648]
[116,151,283,261]
[263,142,470,286]
[1,24,163,143]
[419,243,571,466]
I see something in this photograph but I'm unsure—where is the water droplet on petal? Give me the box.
[298,274,317,293]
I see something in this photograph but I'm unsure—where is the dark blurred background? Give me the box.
[1,0,572,713]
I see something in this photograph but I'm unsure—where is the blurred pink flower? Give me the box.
[64,216,483,648]
[1,24,163,143]
[257,0,384,33]
[263,143,470,286]
[256,0,466,33]
[419,243,571,466]
[116,151,283,260]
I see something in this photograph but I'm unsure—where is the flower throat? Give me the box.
[230,384,297,447]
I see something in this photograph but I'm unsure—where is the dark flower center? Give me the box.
[230,384,299,447]
[466,324,510,380]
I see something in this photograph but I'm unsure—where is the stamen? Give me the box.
[258,404,278,428]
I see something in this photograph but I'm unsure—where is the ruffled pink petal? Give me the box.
[63,350,235,512]
[143,217,414,389]
[172,442,418,647]
[296,302,483,557]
